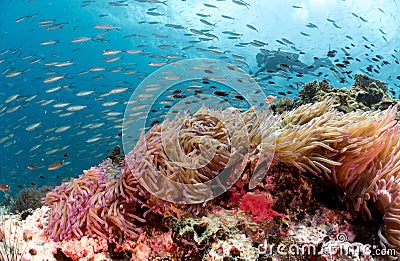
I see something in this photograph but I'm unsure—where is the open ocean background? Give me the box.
[0,0,399,195]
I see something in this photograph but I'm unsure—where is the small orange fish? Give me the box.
[0,184,10,191]
[27,165,38,170]
[47,162,64,171]
[265,95,276,104]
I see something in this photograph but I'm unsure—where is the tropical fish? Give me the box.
[246,24,258,32]
[109,87,129,94]
[0,184,9,191]
[27,165,38,170]
[232,0,250,8]
[43,75,66,83]
[149,62,167,67]
[108,1,128,6]
[103,56,121,63]
[146,11,163,16]
[54,126,71,133]
[196,13,211,18]
[5,71,22,78]
[26,122,42,131]
[54,61,74,67]
[66,105,87,111]
[5,94,19,103]
[102,49,123,55]
[306,23,318,28]
[40,40,60,46]
[102,101,119,107]
[48,162,65,171]
[71,36,92,43]
[86,137,101,143]
[76,90,94,96]
[204,3,218,8]
[94,24,119,30]
[265,95,277,104]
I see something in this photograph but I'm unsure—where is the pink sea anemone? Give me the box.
[43,106,273,245]
[43,162,146,244]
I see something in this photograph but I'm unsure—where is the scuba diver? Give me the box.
[253,49,337,78]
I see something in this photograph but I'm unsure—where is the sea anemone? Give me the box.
[274,98,400,255]
[125,106,272,203]
[124,105,275,215]
[44,106,274,243]
[44,163,146,244]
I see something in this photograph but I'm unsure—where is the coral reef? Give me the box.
[269,97,296,114]
[171,209,272,260]
[39,75,400,259]
[106,145,124,166]
[298,74,400,117]
[0,206,113,261]
[10,186,52,217]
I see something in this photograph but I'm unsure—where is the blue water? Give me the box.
[0,0,399,194]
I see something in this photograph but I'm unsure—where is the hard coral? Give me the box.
[172,208,275,260]
[298,74,400,116]
[10,186,52,215]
